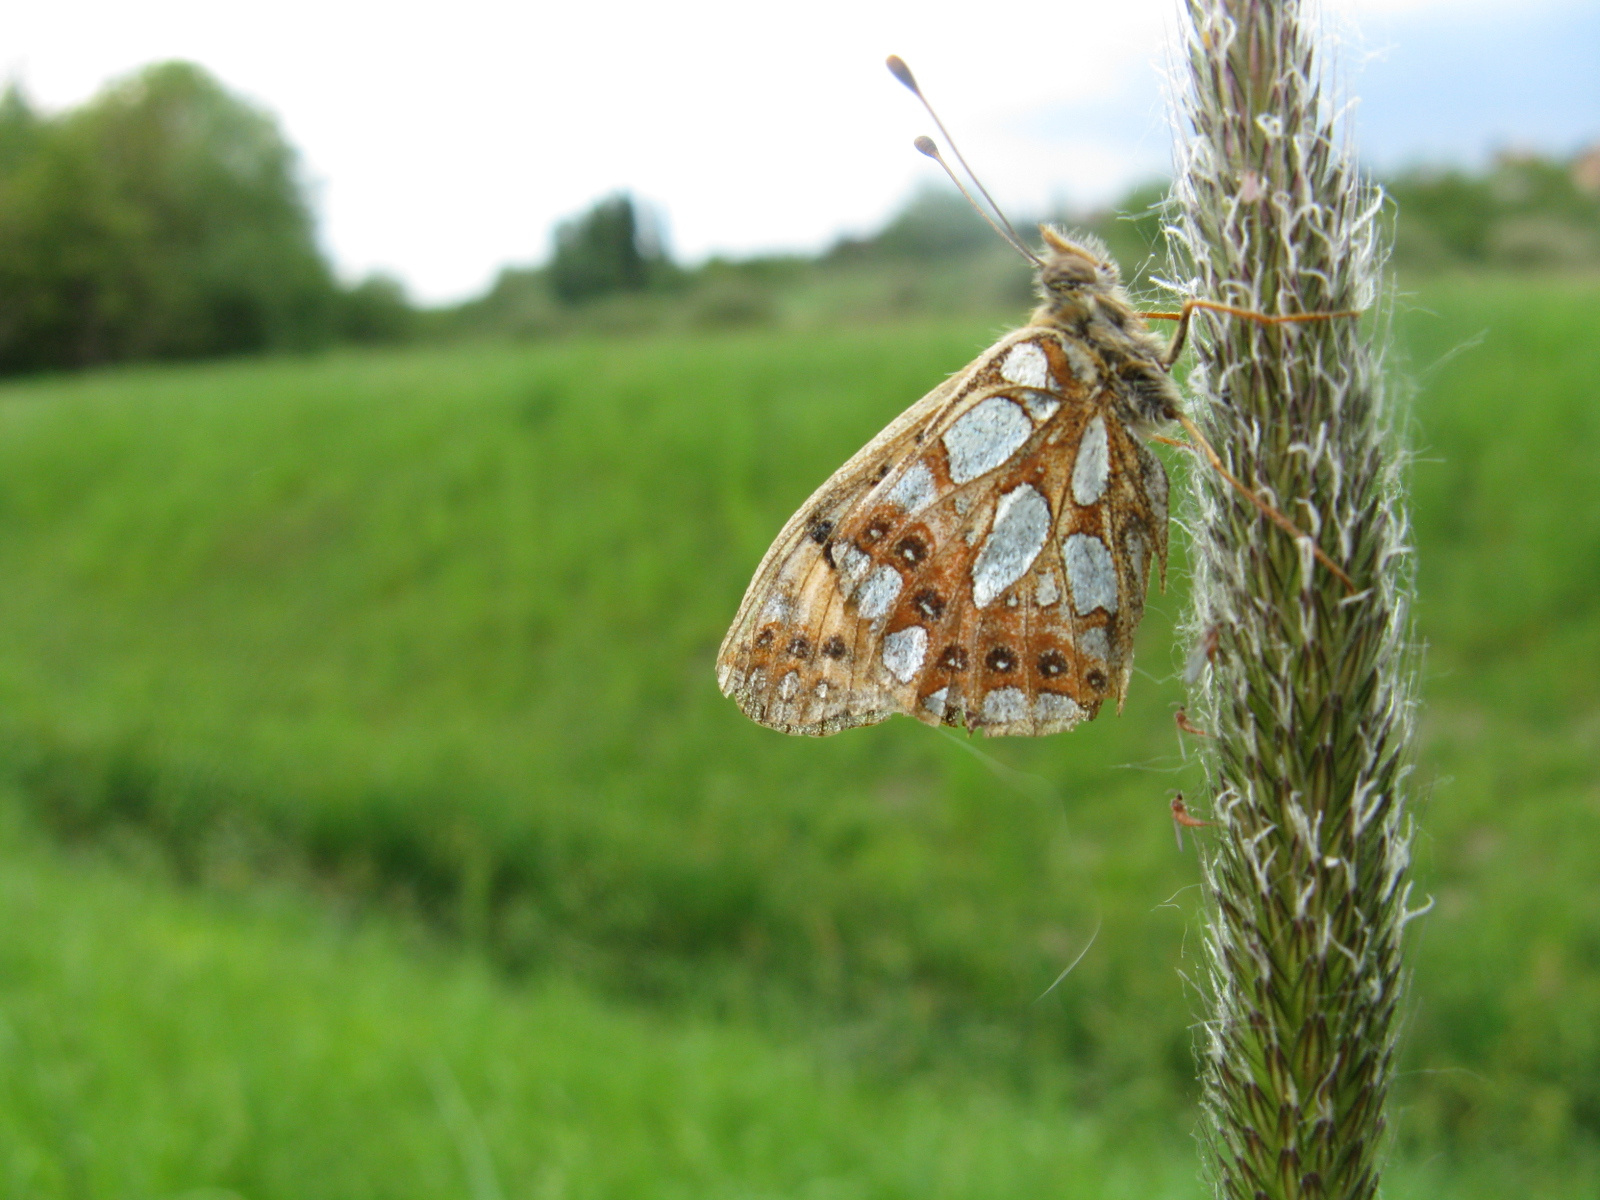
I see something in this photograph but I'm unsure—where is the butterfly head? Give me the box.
[1034,227,1121,312]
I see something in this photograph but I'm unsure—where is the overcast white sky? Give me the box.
[5,0,1596,303]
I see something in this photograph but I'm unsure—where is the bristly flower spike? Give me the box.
[1171,1,1419,1198]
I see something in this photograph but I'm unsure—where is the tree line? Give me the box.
[0,62,411,375]
[3,59,1597,375]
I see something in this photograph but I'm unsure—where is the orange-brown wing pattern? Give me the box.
[716,328,1168,736]
[894,397,1169,736]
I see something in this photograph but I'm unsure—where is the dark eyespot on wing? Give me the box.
[985,645,1017,674]
[895,534,928,566]
[912,588,945,620]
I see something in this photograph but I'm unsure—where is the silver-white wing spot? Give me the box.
[887,462,937,513]
[923,687,948,717]
[1064,533,1118,614]
[981,687,1029,723]
[1018,389,1060,422]
[759,594,795,625]
[972,484,1052,608]
[881,625,928,683]
[1000,341,1052,388]
[1071,415,1110,506]
[1078,626,1110,663]
[857,564,903,620]
[839,544,871,588]
[778,671,801,700]
[1037,692,1085,725]
[943,398,1031,484]
[1126,530,1147,583]
[1036,569,1061,607]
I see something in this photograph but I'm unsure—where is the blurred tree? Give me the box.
[459,265,562,337]
[0,85,42,174]
[1385,167,1496,264]
[869,186,995,260]
[548,193,668,304]
[1387,152,1600,271]
[0,62,337,373]
[335,273,417,345]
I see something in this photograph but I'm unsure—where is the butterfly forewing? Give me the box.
[717,328,1168,737]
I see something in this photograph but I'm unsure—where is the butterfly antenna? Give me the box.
[911,137,1042,267]
[888,56,1042,268]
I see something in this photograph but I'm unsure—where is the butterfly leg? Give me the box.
[1155,421,1356,591]
[1149,297,1363,370]
[1143,299,1362,593]
[1173,413,1357,592]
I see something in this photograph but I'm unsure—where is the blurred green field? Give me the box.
[0,806,1207,1200]
[5,804,1590,1200]
[1,275,1598,1194]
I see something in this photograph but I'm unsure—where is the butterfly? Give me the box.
[715,57,1356,740]
[717,228,1181,737]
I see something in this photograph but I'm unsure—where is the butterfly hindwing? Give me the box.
[898,401,1168,735]
[717,329,1168,736]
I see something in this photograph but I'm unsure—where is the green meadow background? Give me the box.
[1,271,1598,1198]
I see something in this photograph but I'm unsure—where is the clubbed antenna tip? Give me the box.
[885,54,1039,266]
[885,55,919,94]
